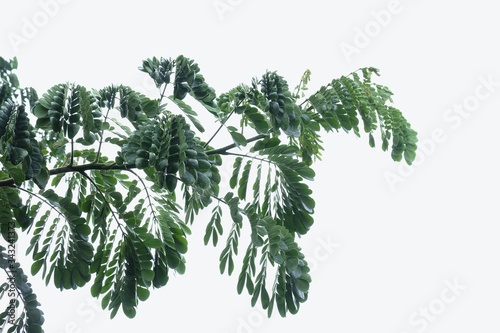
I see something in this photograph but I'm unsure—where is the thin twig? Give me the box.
[78,170,126,235]
[206,134,268,156]
[204,109,236,148]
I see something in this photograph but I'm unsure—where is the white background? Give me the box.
[1,1,499,332]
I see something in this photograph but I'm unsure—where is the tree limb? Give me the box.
[0,162,135,188]
[0,133,267,187]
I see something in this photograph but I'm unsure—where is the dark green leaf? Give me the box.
[137,287,150,301]
[169,97,205,132]
[7,167,25,185]
[229,157,242,189]
[68,123,80,139]
[31,261,43,276]
[229,131,247,147]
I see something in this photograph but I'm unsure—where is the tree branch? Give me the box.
[0,133,267,187]
[206,134,268,156]
[0,162,135,188]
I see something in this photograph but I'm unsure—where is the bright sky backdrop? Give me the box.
[1,1,499,332]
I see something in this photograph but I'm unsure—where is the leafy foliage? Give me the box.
[1,244,45,333]
[305,68,418,164]
[0,55,417,331]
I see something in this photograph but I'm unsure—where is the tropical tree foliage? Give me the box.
[0,55,417,332]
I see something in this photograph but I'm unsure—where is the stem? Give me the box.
[159,84,168,103]
[219,152,271,164]
[17,187,61,217]
[204,109,236,148]
[206,134,268,156]
[95,106,112,163]
[80,169,159,254]
[210,194,228,206]
[347,67,365,78]
[125,169,160,227]
[78,170,126,234]
[69,139,74,167]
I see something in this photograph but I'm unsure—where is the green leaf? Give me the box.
[238,161,252,200]
[237,272,247,295]
[180,169,196,186]
[123,306,136,319]
[404,149,416,165]
[33,167,49,189]
[293,278,310,292]
[137,287,150,301]
[261,286,270,308]
[295,165,315,181]
[32,104,48,118]
[175,261,186,274]
[9,73,19,88]
[10,147,28,165]
[169,97,205,132]
[135,157,149,169]
[369,133,375,148]
[7,167,25,185]
[228,256,234,275]
[229,157,242,189]
[75,224,91,237]
[63,201,81,217]
[229,131,247,147]
[141,269,155,282]
[245,106,270,133]
[143,238,163,249]
[11,57,18,69]
[252,137,280,151]
[196,171,210,189]
[67,123,80,139]
[31,261,44,276]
